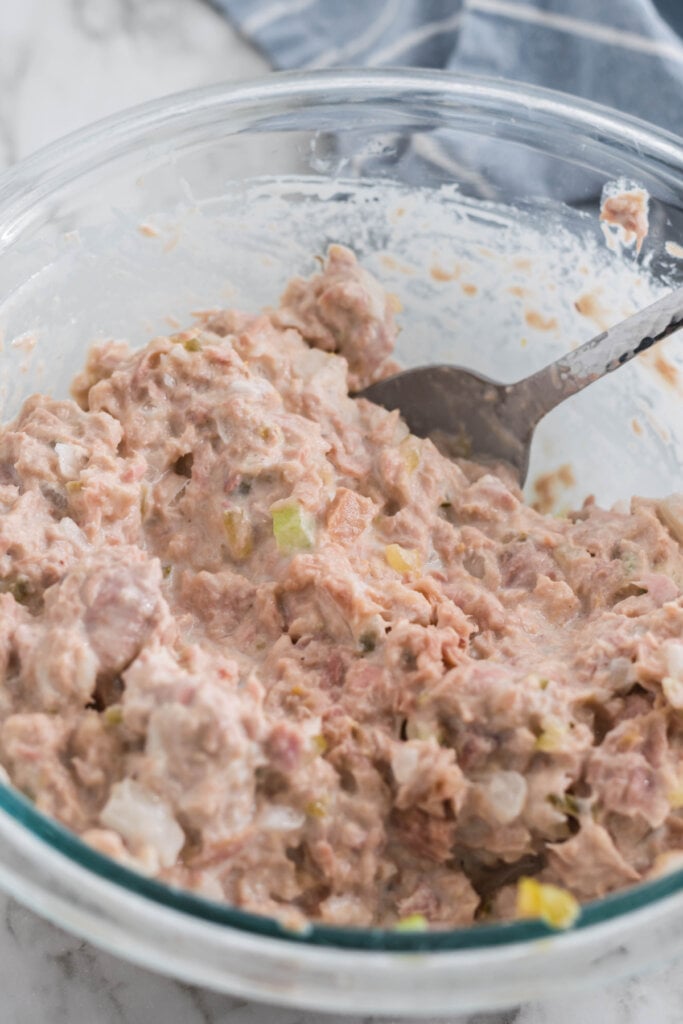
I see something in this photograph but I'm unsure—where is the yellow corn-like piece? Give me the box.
[516,877,580,930]
[394,913,428,932]
[385,543,422,574]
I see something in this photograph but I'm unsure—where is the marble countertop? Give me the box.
[1,1,682,1021]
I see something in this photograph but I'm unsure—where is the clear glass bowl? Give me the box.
[1,69,683,1015]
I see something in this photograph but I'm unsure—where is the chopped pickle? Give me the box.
[399,438,420,474]
[310,734,327,755]
[305,798,327,819]
[259,424,283,444]
[162,564,173,579]
[516,877,580,930]
[170,331,201,351]
[271,502,315,553]
[103,705,124,726]
[385,543,422,575]
[394,913,428,932]
[223,508,254,560]
[534,719,567,753]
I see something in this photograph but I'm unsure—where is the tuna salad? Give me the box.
[1,244,683,931]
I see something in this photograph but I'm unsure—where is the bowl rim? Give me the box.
[2,66,683,954]
[2,65,683,241]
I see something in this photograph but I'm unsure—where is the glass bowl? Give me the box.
[1,69,683,1016]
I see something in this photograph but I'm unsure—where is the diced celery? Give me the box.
[399,438,420,474]
[271,502,316,553]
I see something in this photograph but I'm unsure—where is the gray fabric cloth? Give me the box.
[212,0,683,136]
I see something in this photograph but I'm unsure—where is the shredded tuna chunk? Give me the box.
[0,245,682,929]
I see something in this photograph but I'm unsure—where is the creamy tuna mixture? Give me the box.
[1,245,683,930]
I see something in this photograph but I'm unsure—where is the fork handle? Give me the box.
[504,285,683,431]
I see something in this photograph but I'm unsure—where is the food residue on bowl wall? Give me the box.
[600,181,649,254]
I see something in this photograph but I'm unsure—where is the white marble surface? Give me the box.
[0,1,682,1022]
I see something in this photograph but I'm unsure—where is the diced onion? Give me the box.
[482,771,528,824]
[100,779,184,869]
[55,442,87,479]
[391,744,420,785]
[663,675,683,711]
[259,805,306,832]
[666,642,683,682]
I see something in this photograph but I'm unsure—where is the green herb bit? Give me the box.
[359,632,377,654]
[8,578,30,605]
[548,792,580,817]
[620,551,639,575]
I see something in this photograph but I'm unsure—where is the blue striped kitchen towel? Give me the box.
[212,0,683,137]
